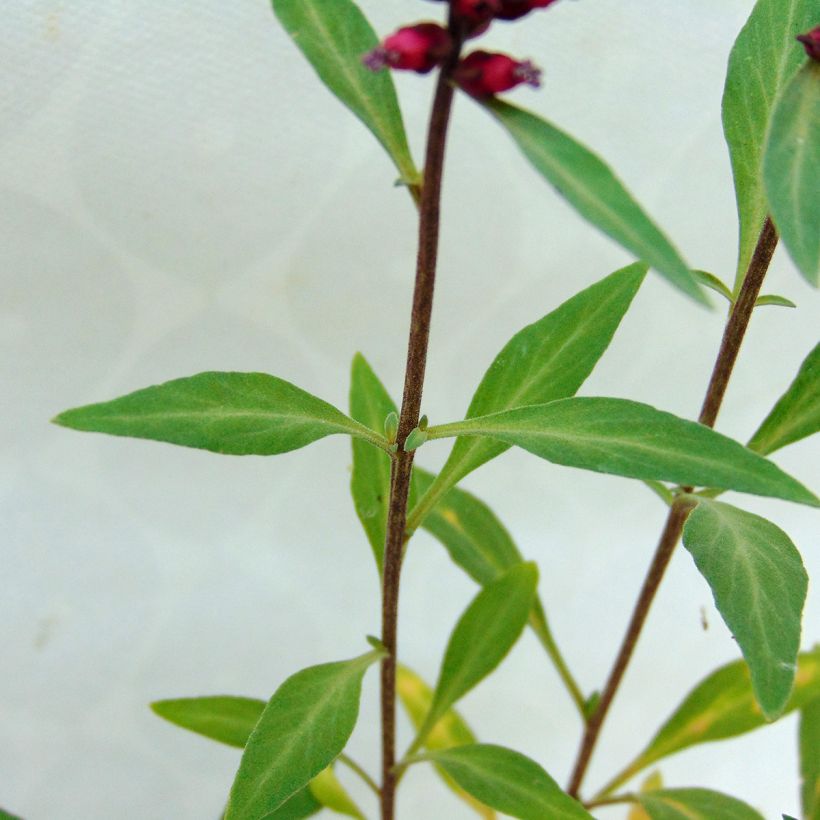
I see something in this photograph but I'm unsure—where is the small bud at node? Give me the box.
[418,414,429,431]
[384,411,399,443]
[403,427,428,452]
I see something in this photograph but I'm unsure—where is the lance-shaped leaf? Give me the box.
[764,60,820,284]
[271,0,418,188]
[308,767,364,819]
[425,398,818,507]
[418,744,592,819]
[415,466,585,713]
[412,564,538,749]
[802,698,820,819]
[349,354,418,572]
[415,467,522,588]
[397,665,496,819]
[600,647,820,795]
[225,648,384,820]
[749,343,820,455]
[150,696,321,819]
[53,372,387,456]
[636,789,764,820]
[151,695,265,748]
[409,264,648,531]
[722,0,815,288]
[485,101,703,302]
[681,499,807,718]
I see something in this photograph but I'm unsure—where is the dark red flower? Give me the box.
[362,23,452,74]
[796,26,820,61]
[453,0,501,25]
[495,0,559,21]
[455,50,542,96]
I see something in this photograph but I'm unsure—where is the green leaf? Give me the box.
[271,0,418,187]
[748,342,820,455]
[150,696,321,819]
[419,744,593,819]
[151,696,264,748]
[426,398,819,507]
[265,788,323,820]
[415,467,523,588]
[409,264,648,530]
[682,499,807,718]
[600,647,820,795]
[755,294,797,308]
[0,809,23,820]
[486,101,703,302]
[397,665,496,819]
[414,564,538,748]
[636,788,764,820]
[801,698,820,819]
[764,60,820,284]
[692,270,733,303]
[225,648,384,820]
[349,354,396,572]
[722,0,815,289]
[53,372,387,456]
[308,767,364,819]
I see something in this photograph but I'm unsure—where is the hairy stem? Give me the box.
[379,23,464,820]
[566,217,779,798]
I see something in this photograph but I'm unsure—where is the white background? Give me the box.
[2,1,818,818]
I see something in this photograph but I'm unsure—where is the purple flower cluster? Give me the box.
[363,0,560,97]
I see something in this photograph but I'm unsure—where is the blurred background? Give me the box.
[2,1,818,817]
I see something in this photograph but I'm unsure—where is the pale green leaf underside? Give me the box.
[682,499,807,718]
[748,342,820,455]
[271,0,418,186]
[427,397,818,507]
[421,744,593,820]
[637,788,764,820]
[421,564,538,743]
[225,649,382,819]
[764,61,820,284]
[755,293,797,308]
[801,698,820,819]
[308,767,364,819]
[410,264,647,531]
[721,0,815,288]
[54,371,385,456]
[603,647,820,794]
[486,101,703,302]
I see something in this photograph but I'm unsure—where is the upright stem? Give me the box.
[566,217,779,798]
[380,24,464,820]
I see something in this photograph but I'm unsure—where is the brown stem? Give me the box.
[566,217,779,798]
[380,24,464,820]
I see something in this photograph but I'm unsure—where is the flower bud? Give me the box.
[453,0,501,25]
[363,23,452,74]
[494,0,559,21]
[455,50,542,97]
[797,26,820,61]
